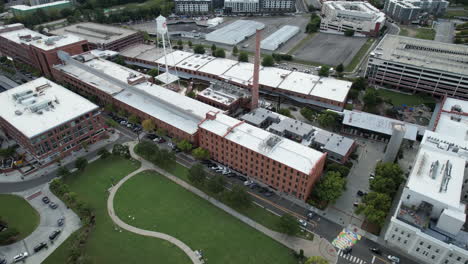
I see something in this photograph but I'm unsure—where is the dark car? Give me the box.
[369,247,381,255]
[249,183,259,189]
[49,230,61,241]
[146,134,157,140]
[33,242,48,253]
[343,247,352,254]
[226,172,237,178]
[357,190,367,197]
[264,191,274,197]
[259,187,268,193]
[237,175,247,182]
[42,196,50,204]
[49,202,58,209]
[0,257,6,264]
[158,138,166,143]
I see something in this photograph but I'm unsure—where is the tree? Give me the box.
[142,119,156,132]
[232,45,239,55]
[278,108,292,117]
[363,88,379,106]
[355,192,392,227]
[186,90,196,98]
[214,48,226,58]
[317,111,339,129]
[147,68,159,77]
[118,109,127,117]
[277,213,300,236]
[225,185,251,209]
[188,40,193,47]
[211,44,217,54]
[97,148,110,159]
[312,171,346,204]
[104,103,116,113]
[192,147,210,160]
[57,166,70,177]
[194,44,205,54]
[75,157,88,171]
[305,256,329,264]
[306,14,321,33]
[156,128,167,137]
[207,175,226,194]
[300,107,315,121]
[344,29,355,37]
[327,163,350,177]
[370,162,404,197]
[177,139,193,153]
[348,88,359,100]
[351,77,367,90]
[177,39,183,47]
[318,66,330,77]
[128,114,139,124]
[336,63,344,73]
[188,164,206,185]
[262,55,275,67]
[113,144,130,159]
[238,52,249,62]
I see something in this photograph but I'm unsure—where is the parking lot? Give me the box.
[290,33,368,66]
[0,185,80,264]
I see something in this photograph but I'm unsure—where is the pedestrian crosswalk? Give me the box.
[337,249,367,264]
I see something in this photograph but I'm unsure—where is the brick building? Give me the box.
[0,78,105,165]
[52,52,326,201]
[50,23,144,51]
[0,23,88,77]
[196,81,250,113]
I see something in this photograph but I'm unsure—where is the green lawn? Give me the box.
[444,9,468,18]
[345,38,375,72]
[44,156,191,264]
[0,194,39,243]
[377,89,435,107]
[114,170,297,264]
[415,28,436,40]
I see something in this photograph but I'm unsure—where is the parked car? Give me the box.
[157,138,166,143]
[244,180,253,186]
[57,217,65,226]
[264,191,274,197]
[49,202,58,209]
[357,190,366,196]
[249,183,259,189]
[226,172,237,178]
[353,202,359,207]
[298,219,307,227]
[49,230,61,241]
[42,196,50,204]
[33,242,48,253]
[387,255,400,263]
[237,175,247,182]
[146,134,157,140]
[369,247,381,255]
[13,252,28,263]
[259,187,268,193]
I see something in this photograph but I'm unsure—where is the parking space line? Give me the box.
[372,255,375,263]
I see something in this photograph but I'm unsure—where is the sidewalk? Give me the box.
[0,131,121,183]
[123,141,338,264]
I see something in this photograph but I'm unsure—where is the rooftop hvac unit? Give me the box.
[14,110,22,116]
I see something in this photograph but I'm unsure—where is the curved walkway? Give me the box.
[107,167,203,264]
[108,141,337,264]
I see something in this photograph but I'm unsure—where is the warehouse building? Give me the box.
[205,20,265,45]
[121,47,351,111]
[366,35,468,101]
[0,23,88,77]
[174,0,211,14]
[196,81,251,113]
[52,51,327,201]
[260,25,300,51]
[320,1,386,37]
[383,0,448,23]
[384,97,468,264]
[50,23,144,51]
[0,78,105,165]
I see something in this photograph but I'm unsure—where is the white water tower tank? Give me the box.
[156,15,168,35]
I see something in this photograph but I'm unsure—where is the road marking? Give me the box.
[372,255,375,263]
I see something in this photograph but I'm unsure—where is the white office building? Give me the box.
[383,0,448,23]
[384,98,468,264]
[224,0,260,13]
[320,1,386,37]
[174,0,211,14]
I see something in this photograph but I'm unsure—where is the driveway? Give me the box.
[0,185,81,264]
[434,20,454,43]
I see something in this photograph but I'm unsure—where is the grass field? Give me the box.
[114,170,297,264]
[377,89,435,107]
[0,194,39,243]
[44,156,191,264]
[399,26,435,40]
[345,38,375,72]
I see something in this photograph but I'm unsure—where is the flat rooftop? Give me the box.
[11,0,70,11]
[50,22,139,45]
[343,110,418,140]
[197,81,249,106]
[435,98,468,147]
[205,20,265,45]
[313,130,355,156]
[0,77,98,139]
[120,47,351,103]
[372,34,468,76]
[406,131,467,209]
[199,113,324,175]
[0,27,83,51]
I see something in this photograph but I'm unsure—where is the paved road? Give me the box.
[434,20,454,43]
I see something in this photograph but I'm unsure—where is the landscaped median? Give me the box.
[0,194,39,245]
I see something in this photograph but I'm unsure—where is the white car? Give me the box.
[298,219,307,227]
[13,252,28,263]
[244,180,253,186]
[387,255,400,263]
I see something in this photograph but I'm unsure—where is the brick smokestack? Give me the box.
[251,29,261,110]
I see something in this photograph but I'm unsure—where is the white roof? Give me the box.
[258,67,291,88]
[0,78,98,139]
[260,25,300,51]
[310,78,352,103]
[221,62,254,86]
[199,113,324,174]
[278,71,320,95]
[155,50,193,67]
[11,1,70,11]
[435,98,468,145]
[198,58,239,76]
[176,53,216,71]
[0,27,83,51]
[406,131,467,208]
[342,110,418,140]
[115,82,221,135]
[205,20,265,45]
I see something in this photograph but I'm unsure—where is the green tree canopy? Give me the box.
[192,147,210,160]
[57,166,70,177]
[211,44,217,52]
[225,185,251,209]
[336,63,344,73]
[194,44,205,54]
[75,157,88,171]
[370,162,404,197]
[318,66,330,77]
[317,111,339,129]
[188,164,205,185]
[355,191,392,227]
[238,52,249,62]
[214,48,226,58]
[147,68,159,77]
[142,119,156,132]
[262,55,275,67]
[351,77,367,90]
[363,88,379,106]
[177,139,193,152]
[232,46,239,55]
[278,108,292,117]
[277,213,300,236]
[207,175,226,194]
[312,171,346,204]
[344,29,355,37]
[128,114,140,124]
